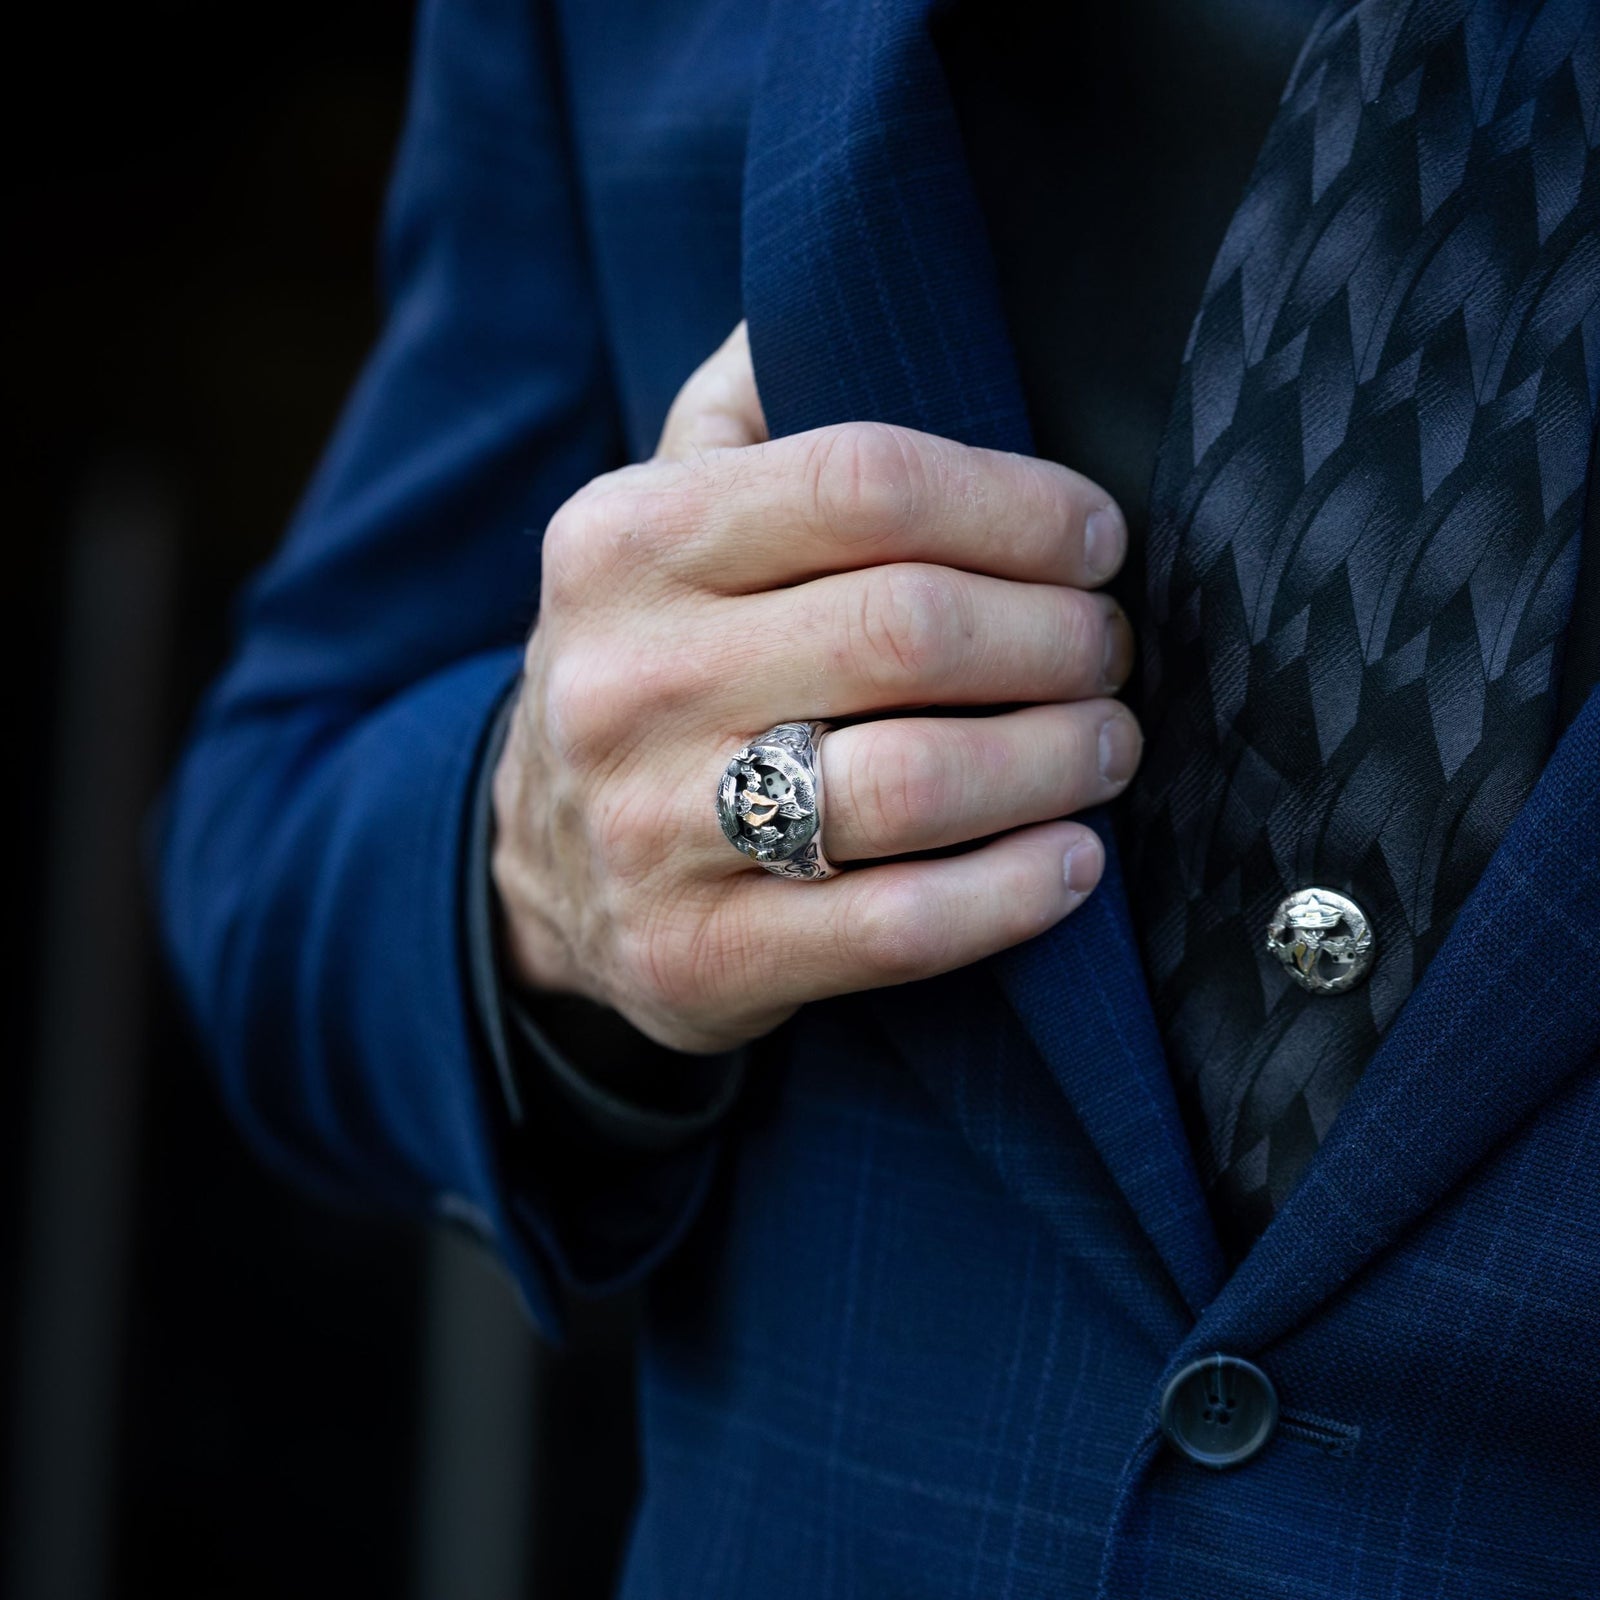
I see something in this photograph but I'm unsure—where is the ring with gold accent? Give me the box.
[716,721,836,880]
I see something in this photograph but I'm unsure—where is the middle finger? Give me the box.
[717,562,1134,727]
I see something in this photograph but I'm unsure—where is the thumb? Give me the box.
[654,321,769,461]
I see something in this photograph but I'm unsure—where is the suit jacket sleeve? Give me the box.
[156,0,717,1336]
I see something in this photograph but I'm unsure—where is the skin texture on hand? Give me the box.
[493,323,1142,1054]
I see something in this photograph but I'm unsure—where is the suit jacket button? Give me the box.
[1266,887,1374,994]
[1160,1354,1279,1468]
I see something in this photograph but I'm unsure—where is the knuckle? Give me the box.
[1060,707,1105,787]
[846,564,965,691]
[539,492,605,604]
[1055,588,1103,683]
[848,877,950,982]
[620,918,699,1018]
[536,644,636,769]
[1013,455,1074,530]
[1002,850,1074,943]
[590,778,668,889]
[541,464,704,600]
[536,620,710,770]
[844,725,954,854]
[622,899,731,1022]
[697,898,766,1006]
[807,422,926,542]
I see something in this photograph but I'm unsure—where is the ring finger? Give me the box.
[704,699,1141,876]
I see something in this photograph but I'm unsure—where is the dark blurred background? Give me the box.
[6,4,634,1594]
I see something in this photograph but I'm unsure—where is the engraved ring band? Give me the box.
[715,721,837,881]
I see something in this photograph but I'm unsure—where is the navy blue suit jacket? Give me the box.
[161,0,1600,1593]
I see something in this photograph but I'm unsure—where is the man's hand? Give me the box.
[493,323,1141,1053]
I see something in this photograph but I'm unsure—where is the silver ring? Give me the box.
[716,721,837,880]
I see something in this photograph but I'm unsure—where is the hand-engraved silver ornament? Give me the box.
[1266,887,1374,995]
[716,721,836,880]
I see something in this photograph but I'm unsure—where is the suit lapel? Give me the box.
[742,0,1599,1342]
[1176,685,1600,1359]
[741,0,1224,1315]
[1145,0,1600,1350]
[742,0,1029,453]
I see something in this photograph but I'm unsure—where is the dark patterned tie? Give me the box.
[1126,0,1600,1255]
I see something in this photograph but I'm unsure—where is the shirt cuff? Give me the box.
[464,684,746,1154]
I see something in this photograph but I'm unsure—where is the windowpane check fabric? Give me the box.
[159,0,1600,1591]
[1126,0,1600,1252]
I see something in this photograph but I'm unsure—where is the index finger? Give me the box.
[669,420,1126,593]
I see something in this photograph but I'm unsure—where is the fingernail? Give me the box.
[1101,605,1135,690]
[1084,504,1126,584]
[1062,833,1104,911]
[1097,713,1142,787]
